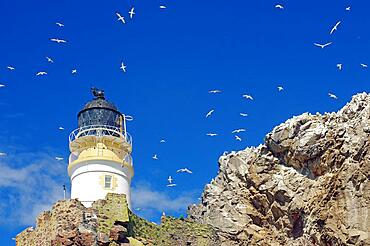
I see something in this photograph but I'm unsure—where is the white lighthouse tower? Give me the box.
[68,88,134,208]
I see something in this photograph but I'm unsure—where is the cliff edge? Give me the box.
[188,93,370,245]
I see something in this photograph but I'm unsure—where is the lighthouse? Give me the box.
[68,88,133,208]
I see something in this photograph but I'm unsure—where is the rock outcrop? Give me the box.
[16,193,219,246]
[188,93,370,245]
[17,93,370,245]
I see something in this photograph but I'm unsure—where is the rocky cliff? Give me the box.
[188,93,370,245]
[17,93,370,245]
[16,193,219,245]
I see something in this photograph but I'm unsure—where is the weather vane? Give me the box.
[91,87,105,99]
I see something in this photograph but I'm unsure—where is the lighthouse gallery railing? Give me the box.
[69,125,132,146]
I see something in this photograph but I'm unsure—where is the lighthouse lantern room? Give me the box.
[68,88,134,208]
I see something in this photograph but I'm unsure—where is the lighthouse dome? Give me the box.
[77,88,122,128]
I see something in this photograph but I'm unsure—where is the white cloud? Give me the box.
[0,152,69,226]
[131,183,198,220]
[0,151,199,226]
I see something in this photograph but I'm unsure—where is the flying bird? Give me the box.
[160,139,166,143]
[235,135,242,141]
[242,94,254,100]
[56,22,64,27]
[206,109,215,118]
[206,133,218,137]
[46,57,54,63]
[116,12,126,23]
[6,66,15,71]
[346,6,351,11]
[0,84,5,88]
[72,69,77,74]
[159,5,167,9]
[58,126,65,130]
[209,90,221,94]
[129,7,135,19]
[167,176,173,183]
[0,152,7,156]
[232,128,246,133]
[166,184,177,187]
[314,42,332,49]
[336,63,343,71]
[330,21,341,35]
[50,38,67,43]
[152,154,158,160]
[177,168,193,174]
[360,63,368,68]
[240,113,248,117]
[36,71,47,76]
[55,157,64,161]
[328,93,338,99]
[277,86,284,91]
[275,4,284,9]
[120,62,127,72]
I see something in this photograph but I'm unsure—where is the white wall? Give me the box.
[70,160,132,209]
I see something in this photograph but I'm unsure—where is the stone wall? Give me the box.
[16,193,218,246]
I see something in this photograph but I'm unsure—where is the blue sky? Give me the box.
[1,0,370,244]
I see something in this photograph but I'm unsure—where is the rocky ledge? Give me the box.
[188,93,370,245]
[16,193,219,246]
[17,93,370,245]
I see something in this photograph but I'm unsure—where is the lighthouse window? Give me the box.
[104,175,112,189]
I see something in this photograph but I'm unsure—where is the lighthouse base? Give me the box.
[69,160,132,209]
